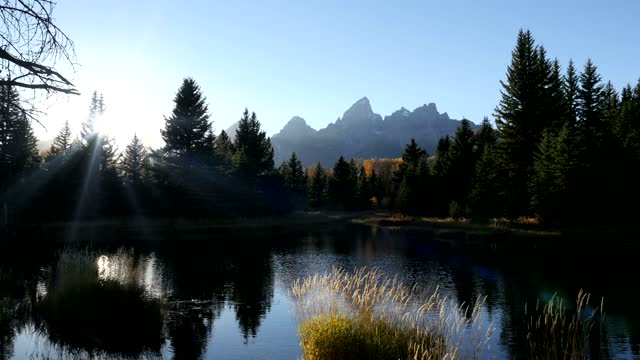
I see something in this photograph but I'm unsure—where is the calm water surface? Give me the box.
[0,223,638,359]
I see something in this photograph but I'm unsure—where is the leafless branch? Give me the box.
[0,0,77,96]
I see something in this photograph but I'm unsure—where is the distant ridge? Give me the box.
[271,97,475,166]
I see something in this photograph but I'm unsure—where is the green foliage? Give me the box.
[395,178,411,215]
[161,78,213,159]
[445,119,475,203]
[121,134,149,184]
[214,129,234,171]
[564,59,579,126]
[307,163,327,209]
[468,144,503,220]
[530,126,578,223]
[232,108,275,180]
[47,120,73,161]
[0,82,40,186]
[356,166,372,209]
[393,139,430,215]
[99,136,120,179]
[282,152,306,195]
[494,30,551,217]
[328,156,357,209]
[475,117,497,151]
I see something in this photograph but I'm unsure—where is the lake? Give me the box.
[0,222,638,359]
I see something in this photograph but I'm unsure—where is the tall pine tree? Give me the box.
[283,152,306,195]
[121,134,148,184]
[494,30,550,217]
[161,78,213,160]
[307,163,328,209]
[0,82,40,185]
[232,108,274,180]
[328,156,357,209]
[47,121,73,160]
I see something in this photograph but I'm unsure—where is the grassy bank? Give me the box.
[354,213,560,237]
[354,212,640,245]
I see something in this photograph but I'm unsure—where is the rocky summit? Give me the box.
[269,97,475,166]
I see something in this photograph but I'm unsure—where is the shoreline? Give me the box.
[5,211,639,246]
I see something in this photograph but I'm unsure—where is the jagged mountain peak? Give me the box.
[342,97,375,121]
[273,116,317,139]
[270,98,472,167]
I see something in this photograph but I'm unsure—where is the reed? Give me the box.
[292,267,493,360]
[526,290,602,360]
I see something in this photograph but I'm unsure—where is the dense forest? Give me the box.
[1,30,639,225]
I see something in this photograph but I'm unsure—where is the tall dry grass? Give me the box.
[526,290,603,360]
[292,267,493,360]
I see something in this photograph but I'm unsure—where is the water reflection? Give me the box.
[0,224,638,359]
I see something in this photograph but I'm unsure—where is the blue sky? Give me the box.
[38,0,640,148]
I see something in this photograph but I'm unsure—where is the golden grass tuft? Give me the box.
[526,290,602,360]
[292,267,492,360]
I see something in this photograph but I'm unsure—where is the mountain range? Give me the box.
[229,97,474,167]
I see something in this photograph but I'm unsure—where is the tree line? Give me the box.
[1,30,639,224]
[283,29,640,224]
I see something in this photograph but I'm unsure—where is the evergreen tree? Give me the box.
[433,135,451,177]
[161,78,213,160]
[121,134,148,184]
[47,120,73,160]
[99,136,120,179]
[12,116,40,172]
[616,81,640,158]
[307,163,327,209]
[573,60,614,220]
[393,138,426,185]
[564,59,580,126]
[530,125,578,223]
[602,81,620,124]
[393,139,429,215]
[232,108,274,180]
[81,91,103,142]
[328,156,357,209]
[469,144,502,220]
[0,82,39,184]
[475,117,497,152]
[494,29,549,217]
[283,152,306,195]
[368,170,384,205]
[545,58,568,131]
[395,177,411,215]
[576,59,605,146]
[356,166,372,209]
[204,129,216,157]
[443,119,476,211]
[215,129,235,169]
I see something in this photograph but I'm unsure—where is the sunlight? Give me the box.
[97,255,110,280]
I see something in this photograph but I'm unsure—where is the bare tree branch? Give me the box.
[0,0,77,96]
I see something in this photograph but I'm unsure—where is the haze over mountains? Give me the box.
[249,97,475,166]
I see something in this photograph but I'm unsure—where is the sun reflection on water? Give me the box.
[95,251,171,299]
